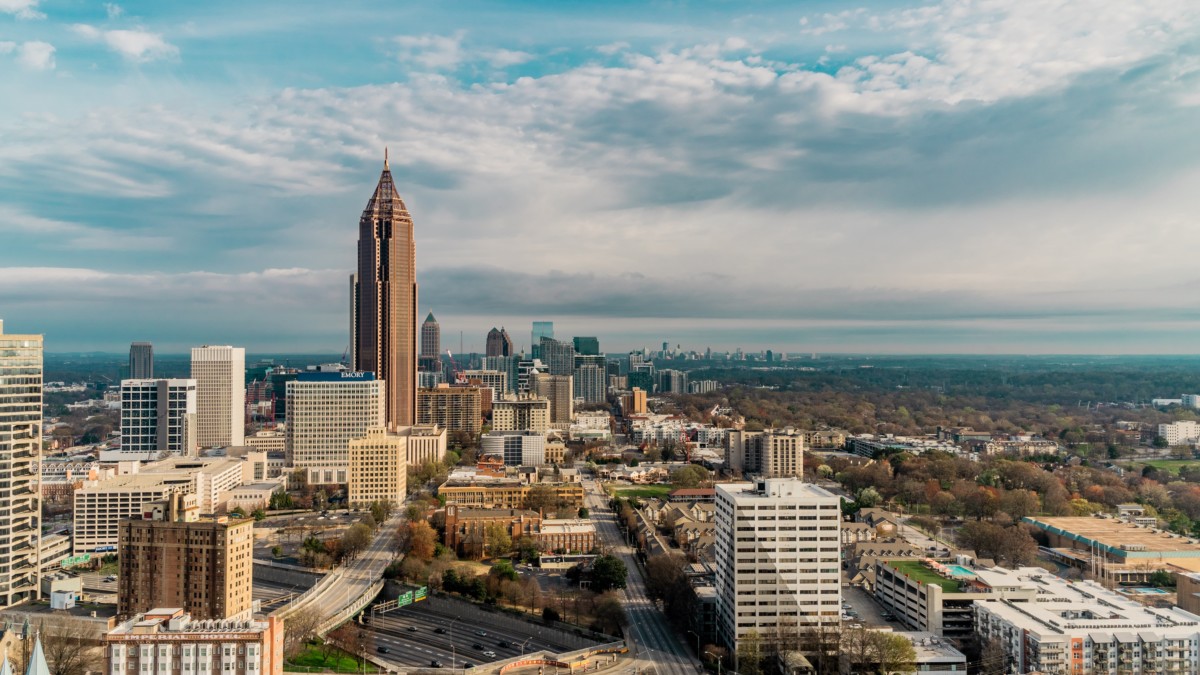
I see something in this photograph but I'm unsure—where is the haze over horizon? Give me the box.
[4,1,1200,353]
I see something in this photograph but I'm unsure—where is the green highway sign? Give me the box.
[397,591,413,607]
[414,586,427,601]
[61,554,91,569]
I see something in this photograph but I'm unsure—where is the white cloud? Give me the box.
[0,0,44,19]
[394,31,466,69]
[104,2,123,19]
[0,41,14,54]
[596,41,630,56]
[16,41,54,70]
[72,24,179,63]
[487,48,533,68]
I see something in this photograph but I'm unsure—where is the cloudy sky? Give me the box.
[2,0,1200,354]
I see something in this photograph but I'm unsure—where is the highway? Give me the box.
[273,514,402,622]
[585,478,699,675]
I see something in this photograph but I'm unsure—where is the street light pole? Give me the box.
[520,637,534,655]
[703,650,722,675]
[450,617,461,670]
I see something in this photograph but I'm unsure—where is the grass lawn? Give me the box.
[610,485,673,500]
[285,644,379,674]
[888,560,960,593]
[98,560,118,575]
[1137,459,1200,475]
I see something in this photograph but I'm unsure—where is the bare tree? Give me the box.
[40,620,104,675]
[282,607,323,660]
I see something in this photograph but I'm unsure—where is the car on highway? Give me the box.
[430,661,442,668]
[497,641,510,648]
[463,664,474,669]
[376,646,390,654]
[482,651,496,658]
[475,630,487,636]
[104,575,117,582]
[434,627,447,634]
[406,626,418,632]
[472,644,483,651]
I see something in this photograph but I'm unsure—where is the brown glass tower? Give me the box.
[353,151,418,427]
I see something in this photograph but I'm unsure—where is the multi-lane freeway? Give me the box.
[584,478,699,675]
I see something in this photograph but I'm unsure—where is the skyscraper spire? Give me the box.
[384,146,389,170]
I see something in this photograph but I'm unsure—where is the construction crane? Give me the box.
[446,350,466,384]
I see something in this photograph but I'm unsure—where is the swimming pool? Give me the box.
[1123,587,1168,595]
[945,565,977,578]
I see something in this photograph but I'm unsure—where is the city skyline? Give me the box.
[4,2,1200,353]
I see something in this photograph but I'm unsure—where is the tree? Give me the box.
[592,593,626,635]
[40,619,103,675]
[671,465,711,489]
[590,554,628,593]
[405,503,425,522]
[737,629,764,675]
[282,607,323,659]
[978,638,1008,675]
[875,632,917,674]
[490,559,519,582]
[578,507,590,519]
[252,508,266,522]
[340,523,373,559]
[370,500,395,525]
[524,484,559,513]
[857,487,882,508]
[484,523,513,558]
[643,554,686,604]
[271,545,282,558]
[406,520,437,561]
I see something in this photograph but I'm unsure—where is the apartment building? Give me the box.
[348,427,407,505]
[975,571,1200,674]
[118,379,197,459]
[119,493,254,621]
[105,608,283,675]
[1158,420,1200,446]
[416,384,482,436]
[190,346,245,448]
[481,430,546,467]
[462,369,508,398]
[286,372,385,484]
[530,374,572,428]
[492,394,551,433]
[727,428,805,478]
[714,479,841,654]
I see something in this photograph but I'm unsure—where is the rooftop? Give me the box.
[1024,516,1200,558]
[893,632,966,665]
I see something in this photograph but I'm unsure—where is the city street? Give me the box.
[585,478,699,675]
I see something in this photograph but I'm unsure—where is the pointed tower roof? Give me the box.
[361,149,410,219]
[24,636,49,675]
[424,311,437,324]
[1,654,14,675]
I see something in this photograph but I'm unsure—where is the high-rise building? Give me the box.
[486,327,515,358]
[714,479,841,656]
[574,354,607,403]
[481,431,546,467]
[727,429,805,478]
[285,372,385,484]
[416,385,482,436]
[539,337,575,376]
[420,312,440,358]
[348,427,408,506]
[516,357,544,393]
[353,153,418,427]
[190,345,245,448]
[657,369,689,394]
[572,337,600,356]
[492,394,551,433]
[531,321,553,358]
[530,373,573,427]
[462,369,508,398]
[118,493,254,621]
[119,379,197,460]
[129,342,154,379]
[621,388,648,415]
[0,320,42,608]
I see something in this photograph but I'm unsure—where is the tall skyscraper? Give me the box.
[119,379,197,460]
[0,319,42,608]
[353,153,418,427]
[715,479,841,655]
[118,493,254,621]
[531,321,553,358]
[574,355,607,404]
[286,372,385,484]
[129,341,154,379]
[486,327,514,358]
[421,312,440,358]
[539,337,575,376]
[531,373,573,427]
[190,345,245,448]
[727,429,805,478]
[572,336,600,356]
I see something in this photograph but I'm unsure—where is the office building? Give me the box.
[714,479,841,655]
[353,154,418,427]
[420,312,440,359]
[628,364,655,393]
[106,608,284,675]
[974,570,1200,674]
[285,372,385,484]
[573,354,607,403]
[1158,420,1200,446]
[119,379,197,460]
[416,384,482,436]
[348,427,408,505]
[572,337,600,356]
[486,327,514,358]
[492,394,551,433]
[0,320,42,608]
[484,355,519,393]
[191,346,245,448]
[727,429,805,478]
[129,342,154,379]
[622,388,648,415]
[657,369,689,394]
[531,321,554,358]
[118,493,254,621]
[516,358,544,393]
[482,431,546,467]
[530,373,573,428]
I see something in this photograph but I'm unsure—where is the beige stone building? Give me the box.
[530,373,573,428]
[286,372,385,484]
[417,385,482,436]
[407,424,448,466]
[0,320,42,608]
[622,388,647,415]
[106,608,284,675]
[190,346,246,448]
[727,428,805,478]
[118,494,255,621]
[492,394,550,433]
[348,427,408,505]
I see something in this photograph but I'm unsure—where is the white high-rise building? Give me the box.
[0,320,42,608]
[117,379,197,460]
[715,478,841,657]
[286,372,385,484]
[190,345,245,448]
[481,430,546,467]
[1158,420,1200,446]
